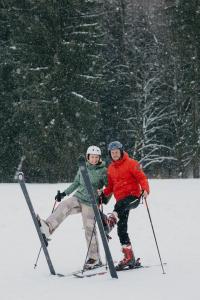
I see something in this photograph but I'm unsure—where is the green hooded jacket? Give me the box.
[64,161,107,206]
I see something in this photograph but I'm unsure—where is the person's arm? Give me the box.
[103,171,114,197]
[98,166,108,189]
[97,167,112,204]
[63,169,80,195]
[130,161,150,196]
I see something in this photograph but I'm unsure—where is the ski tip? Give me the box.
[78,155,85,163]
[18,172,24,181]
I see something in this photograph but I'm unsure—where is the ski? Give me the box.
[74,265,142,278]
[74,259,142,278]
[74,271,107,278]
[18,172,56,275]
[62,263,108,277]
[73,260,167,278]
[78,155,118,279]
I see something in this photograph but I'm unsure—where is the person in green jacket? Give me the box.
[38,146,107,270]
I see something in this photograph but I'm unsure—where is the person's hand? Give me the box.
[98,191,108,205]
[55,191,66,202]
[97,189,102,196]
[143,190,148,200]
[107,212,118,227]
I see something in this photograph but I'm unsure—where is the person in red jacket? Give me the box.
[100,141,150,270]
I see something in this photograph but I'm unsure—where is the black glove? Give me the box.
[55,191,66,202]
[98,192,108,205]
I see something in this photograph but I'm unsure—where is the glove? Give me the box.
[106,212,118,232]
[98,192,108,205]
[142,190,148,200]
[55,191,66,202]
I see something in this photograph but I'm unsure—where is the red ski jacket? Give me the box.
[103,152,150,202]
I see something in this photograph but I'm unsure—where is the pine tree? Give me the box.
[0,0,105,182]
[165,0,200,177]
[100,1,175,176]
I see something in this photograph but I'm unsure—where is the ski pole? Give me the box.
[81,205,108,273]
[144,197,166,274]
[34,247,42,269]
[51,200,57,214]
[34,200,57,269]
[98,203,110,271]
[81,219,97,273]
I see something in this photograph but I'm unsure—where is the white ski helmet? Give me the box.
[86,145,101,157]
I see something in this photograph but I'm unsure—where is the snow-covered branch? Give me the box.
[71,92,98,105]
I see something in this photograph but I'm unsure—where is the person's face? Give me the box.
[88,154,100,165]
[110,149,121,161]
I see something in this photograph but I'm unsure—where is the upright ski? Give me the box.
[78,156,118,279]
[18,172,56,275]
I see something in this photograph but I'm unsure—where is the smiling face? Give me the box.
[110,149,121,161]
[88,154,100,165]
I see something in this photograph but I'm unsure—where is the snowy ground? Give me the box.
[1,179,200,300]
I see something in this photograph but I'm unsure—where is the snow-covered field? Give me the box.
[1,179,200,300]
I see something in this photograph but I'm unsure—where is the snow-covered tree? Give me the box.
[165,0,200,177]
[99,1,175,175]
[0,0,104,182]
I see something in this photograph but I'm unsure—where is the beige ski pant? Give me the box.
[46,196,101,261]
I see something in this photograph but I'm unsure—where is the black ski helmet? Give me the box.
[108,141,124,158]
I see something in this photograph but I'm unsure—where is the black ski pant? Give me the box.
[113,195,140,246]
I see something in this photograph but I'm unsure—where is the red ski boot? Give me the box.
[115,244,136,271]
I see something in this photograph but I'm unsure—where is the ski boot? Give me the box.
[115,244,136,271]
[37,215,51,246]
[84,258,103,270]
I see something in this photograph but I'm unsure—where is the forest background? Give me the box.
[0,0,200,182]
